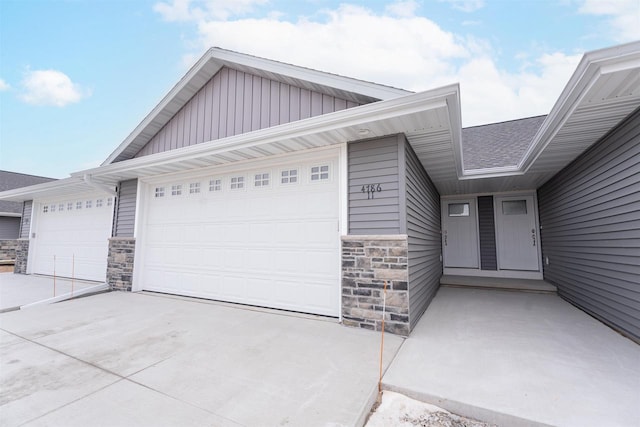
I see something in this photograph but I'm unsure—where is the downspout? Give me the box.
[82,174,117,196]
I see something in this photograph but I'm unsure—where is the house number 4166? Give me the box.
[361,184,382,199]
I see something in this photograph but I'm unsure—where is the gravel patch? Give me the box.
[366,391,496,427]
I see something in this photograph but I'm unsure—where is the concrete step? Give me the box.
[440,275,557,293]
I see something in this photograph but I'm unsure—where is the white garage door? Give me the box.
[32,193,114,282]
[140,156,340,316]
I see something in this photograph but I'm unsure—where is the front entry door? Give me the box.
[495,195,539,271]
[442,200,479,268]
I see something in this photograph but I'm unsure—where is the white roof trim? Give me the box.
[0,212,22,218]
[75,85,458,183]
[459,41,640,180]
[102,47,411,166]
[0,177,115,203]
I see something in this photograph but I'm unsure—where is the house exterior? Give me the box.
[1,43,638,340]
[0,171,55,262]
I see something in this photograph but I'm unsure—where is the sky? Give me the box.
[0,0,638,178]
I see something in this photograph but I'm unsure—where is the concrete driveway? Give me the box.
[0,273,107,312]
[0,291,403,427]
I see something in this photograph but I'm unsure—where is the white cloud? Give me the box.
[385,0,419,17]
[439,0,485,13]
[20,69,90,107]
[577,0,640,42]
[156,1,585,126]
[154,0,268,21]
[458,52,581,125]
[0,78,10,91]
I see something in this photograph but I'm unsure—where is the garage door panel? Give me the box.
[142,157,340,316]
[32,194,113,281]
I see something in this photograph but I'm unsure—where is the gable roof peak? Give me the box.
[103,47,412,165]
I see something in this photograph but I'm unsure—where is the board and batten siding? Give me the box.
[405,140,442,330]
[538,107,640,342]
[348,135,403,235]
[135,67,362,158]
[113,180,138,237]
[19,201,33,239]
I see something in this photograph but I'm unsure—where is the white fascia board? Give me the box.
[76,85,459,181]
[459,41,640,181]
[517,41,640,173]
[102,52,221,166]
[444,87,464,178]
[0,177,85,202]
[102,47,411,166]
[0,212,22,218]
[210,48,412,101]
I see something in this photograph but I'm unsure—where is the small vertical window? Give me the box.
[86,200,92,209]
[171,184,182,196]
[155,187,165,198]
[96,199,103,208]
[107,197,113,206]
[189,182,201,194]
[209,179,222,192]
[58,203,64,211]
[254,173,269,187]
[50,204,56,212]
[43,205,49,213]
[281,169,298,184]
[230,176,244,190]
[76,201,82,210]
[67,202,73,211]
[311,165,329,181]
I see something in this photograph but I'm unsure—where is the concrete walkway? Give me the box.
[383,287,640,427]
[0,291,403,427]
[0,273,106,311]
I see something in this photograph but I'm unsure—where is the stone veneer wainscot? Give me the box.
[14,239,29,274]
[341,235,409,336]
[0,239,19,263]
[106,237,135,291]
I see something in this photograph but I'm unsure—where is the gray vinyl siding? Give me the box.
[348,135,402,235]
[135,67,361,158]
[477,195,497,270]
[0,217,20,239]
[113,180,138,237]
[405,140,442,331]
[19,201,32,239]
[538,107,640,341]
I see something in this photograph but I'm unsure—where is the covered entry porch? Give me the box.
[441,192,544,280]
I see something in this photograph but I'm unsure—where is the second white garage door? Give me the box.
[139,155,340,316]
[31,193,114,282]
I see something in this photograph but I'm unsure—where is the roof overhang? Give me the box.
[435,41,640,195]
[103,47,412,165]
[70,84,460,188]
[0,177,112,203]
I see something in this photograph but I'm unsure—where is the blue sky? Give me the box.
[1,0,638,178]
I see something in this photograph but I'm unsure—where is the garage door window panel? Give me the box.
[209,178,222,192]
[310,165,330,181]
[281,169,298,184]
[230,176,245,190]
[254,173,270,187]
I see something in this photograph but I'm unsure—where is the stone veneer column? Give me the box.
[341,235,409,336]
[106,238,135,291]
[14,239,30,274]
